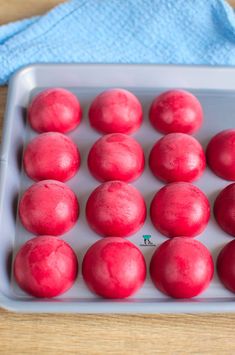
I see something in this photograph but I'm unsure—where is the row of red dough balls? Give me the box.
[28,88,203,135]
[13,234,235,300]
[23,130,235,184]
[19,180,235,240]
[26,87,235,182]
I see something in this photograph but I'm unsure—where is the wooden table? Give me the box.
[1,1,235,353]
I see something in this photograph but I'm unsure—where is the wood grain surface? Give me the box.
[1,1,235,354]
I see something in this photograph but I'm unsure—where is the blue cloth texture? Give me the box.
[0,0,235,84]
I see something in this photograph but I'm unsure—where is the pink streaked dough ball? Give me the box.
[14,236,78,298]
[214,183,235,236]
[19,180,79,236]
[149,133,206,183]
[89,89,143,134]
[217,240,235,293]
[150,182,210,238]
[206,130,235,180]
[23,132,80,182]
[86,181,146,237]
[82,237,146,298]
[150,238,214,298]
[28,88,82,133]
[149,90,203,134]
[88,133,145,182]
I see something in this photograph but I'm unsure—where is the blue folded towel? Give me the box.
[0,0,235,85]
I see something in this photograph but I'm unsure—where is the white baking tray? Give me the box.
[0,64,235,313]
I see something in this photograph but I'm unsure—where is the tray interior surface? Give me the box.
[1,65,235,312]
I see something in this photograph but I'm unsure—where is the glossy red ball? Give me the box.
[89,89,143,134]
[149,90,203,134]
[150,182,210,238]
[86,181,146,237]
[214,183,235,236]
[217,240,235,293]
[207,129,235,180]
[28,88,82,133]
[82,237,146,298]
[14,236,78,298]
[88,133,145,182]
[149,133,206,183]
[23,132,80,182]
[19,180,79,236]
[150,238,214,298]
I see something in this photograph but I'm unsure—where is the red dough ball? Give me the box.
[14,236,78,298]
[206,130,235,180]
[149,90,203,134]
[89,89,143,134]
[19,180,79,236]
[149,133,206,182]
[214,183,235,236]
[28,88,82,133]
[217,240,235,293]
[150,182,210,238]
[150,238,214,298]
[23,132,80,182]
[86,181,146,237]
[82,237,146,298]
[88,133,145,182]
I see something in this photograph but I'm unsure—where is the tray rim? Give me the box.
[1,294,235,313]
[2,63,235,313]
